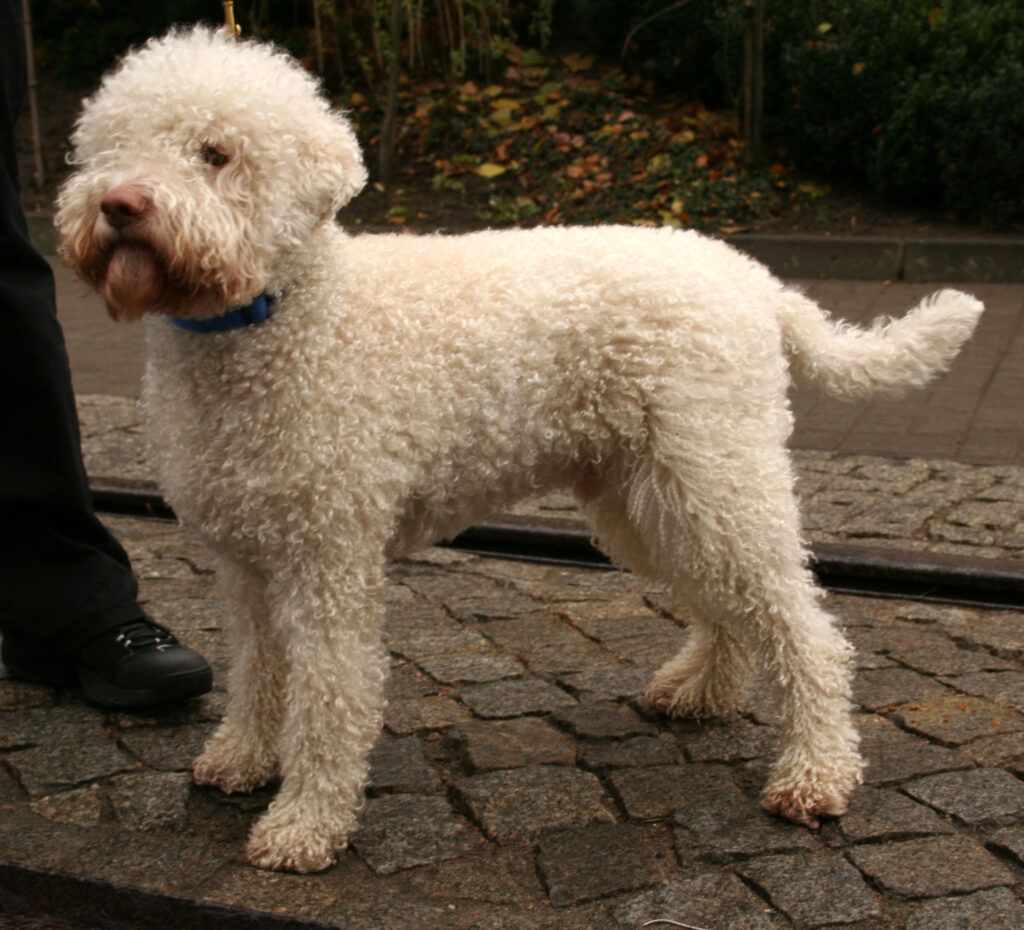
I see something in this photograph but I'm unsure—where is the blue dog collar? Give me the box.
[170,293,274,333]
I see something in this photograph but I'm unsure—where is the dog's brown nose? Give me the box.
[100,185,150,228]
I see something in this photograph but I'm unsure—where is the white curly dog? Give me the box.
[57,27,983,872]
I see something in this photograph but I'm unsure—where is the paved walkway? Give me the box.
[2,250,1024,928]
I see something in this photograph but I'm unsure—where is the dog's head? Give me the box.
[55,26,367,320]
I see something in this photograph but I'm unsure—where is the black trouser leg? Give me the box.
[0,0,141,671]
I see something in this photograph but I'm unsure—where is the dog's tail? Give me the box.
[777,288,984,399]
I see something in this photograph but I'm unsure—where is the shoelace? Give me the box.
[114,621,173,650]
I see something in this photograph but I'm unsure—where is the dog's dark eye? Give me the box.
[201,145,229,167]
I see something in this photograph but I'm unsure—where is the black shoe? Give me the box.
[73,618,213,709]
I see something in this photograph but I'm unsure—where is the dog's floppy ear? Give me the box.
[310,111,369,219]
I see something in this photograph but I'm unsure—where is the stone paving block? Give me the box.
[384,610,490,659]
[451,717,576,771]
[415,650,525,685]
[596,636,679,669]
[535,822,663,906]
[401,852,540,907]
[857,714,970,784]
[481,617,622,675]
[72,828,233,897]
[385,660,440,700]
[990,825,1024,866]
[368,735,442,793]
[673,787,817,858]
[941,670,1024,712]
[891,693,1024,744]
[350,794,479,875]
[398,571,543,622]
[737,851,880,926]
[383,693,473,734]
[946,500,1022,532]
[0,811,96,875]
[549,700,653,740]
[5,740,137,798]
[929,609,1024,661]
[841,500,933,539]
[889,639,1019,676]
[681,719,777,763]
[108,771,192,831]
[0,704,106,750]
[554,592,659,623]
[836,786,954,842]
[570,611,682,642]
[579,734,678,769]
[455,765,614,843]
[556,666,650,702]
[906,887,1024,930]
[117,722,215,772]
[848,835,1013,898]
[457,677,576,718]
[854,666,953,711]
[28,784,107,828]
[0,679,56,712]
[904,768,1024,826]
[568,614,687,666]
[613,871,778,930]
[608,763,734,821]
[960,730,1024,767]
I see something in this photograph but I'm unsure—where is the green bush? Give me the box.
[766,0,1024,225]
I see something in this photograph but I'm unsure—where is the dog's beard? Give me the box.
[103,242,167,319]
[66,222,227,321]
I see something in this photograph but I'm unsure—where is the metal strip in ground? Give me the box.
[90,486,1024,610]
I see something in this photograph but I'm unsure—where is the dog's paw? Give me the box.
[760,755,862,830]
[193,745,278,794]
[246,808,344,873]
[759,784,851,830]
[644,679,738,720]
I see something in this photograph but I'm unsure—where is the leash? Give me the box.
[222,2,241,38]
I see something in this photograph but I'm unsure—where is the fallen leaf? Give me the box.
[797,181,832,198]
[561,52,595,72]
[475,163,507,178]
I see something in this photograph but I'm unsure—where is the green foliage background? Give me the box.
[764,0,1024,226]
[30,0,1024,225]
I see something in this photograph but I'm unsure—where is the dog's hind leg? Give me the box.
[193,559,284,793]
[244,560,389,873]
[585,485,754,717]
[624,433,862,828]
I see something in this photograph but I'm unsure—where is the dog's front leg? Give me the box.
[194,560,284,793]
[244,565,387,873]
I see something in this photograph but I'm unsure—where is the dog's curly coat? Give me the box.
[56,27,984,872]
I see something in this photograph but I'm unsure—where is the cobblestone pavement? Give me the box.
[1,397,1024,928]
